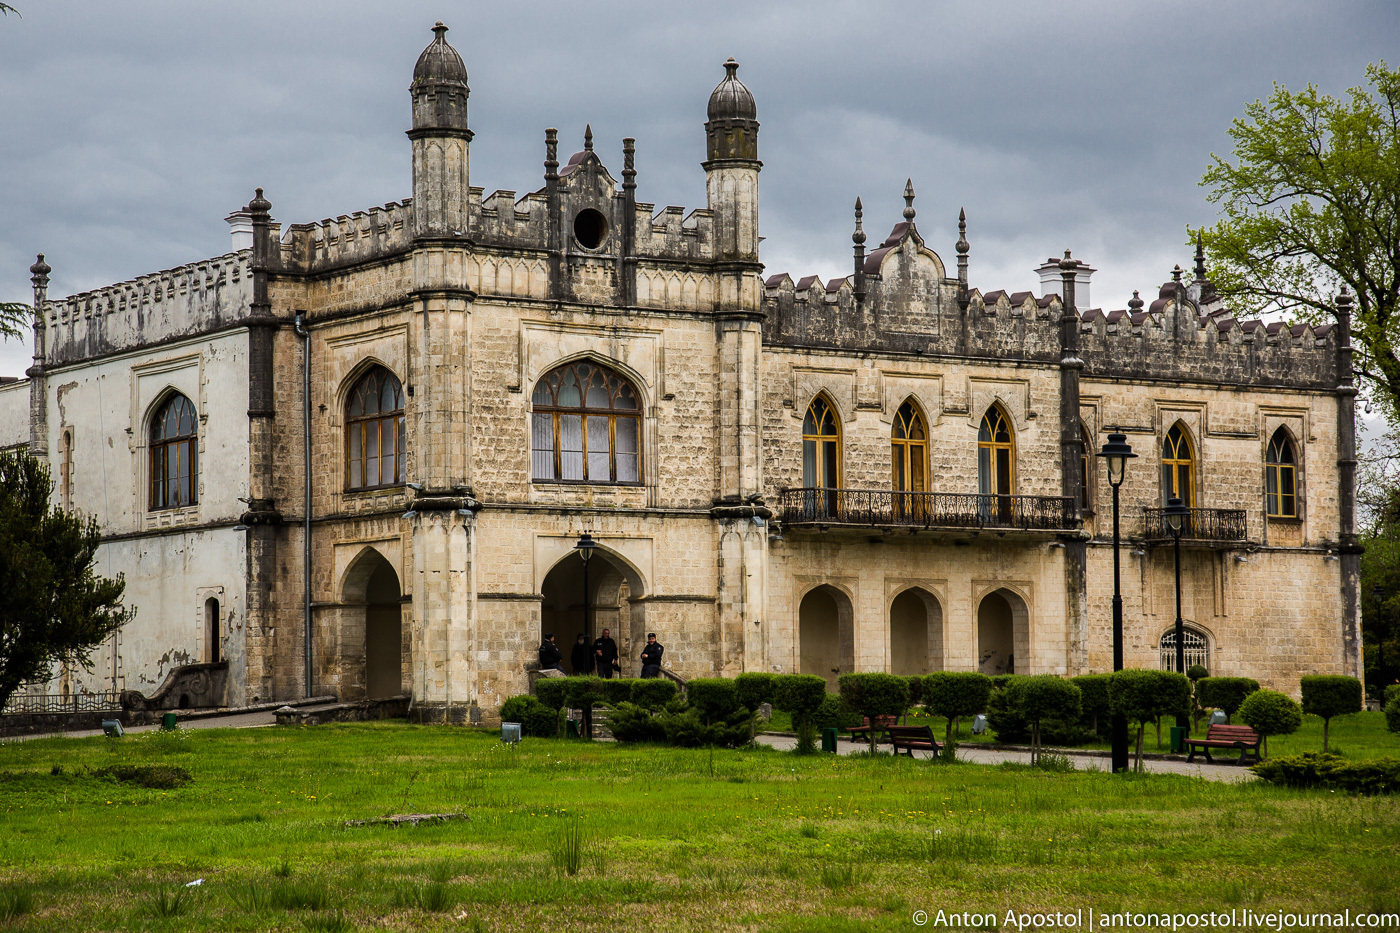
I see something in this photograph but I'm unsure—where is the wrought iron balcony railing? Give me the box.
[778,488,1080,531]
[1142,507,1248,543]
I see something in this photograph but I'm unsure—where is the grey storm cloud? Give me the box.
[1,0,1396,377]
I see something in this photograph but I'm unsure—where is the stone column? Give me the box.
[408,503,477,722]
[26,255,50,461]
[1058,252,1089,674]
[1335,288,1363,677]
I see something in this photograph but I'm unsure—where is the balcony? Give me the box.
[1142,507,1248,545]
[777,488,1080,532]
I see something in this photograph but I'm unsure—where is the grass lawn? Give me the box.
[768,710,1400,760]
[0,723,1398,932]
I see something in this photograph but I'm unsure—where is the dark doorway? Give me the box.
[365,560,402,699]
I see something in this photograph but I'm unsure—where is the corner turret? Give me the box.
[408,22,472,239]
[703,58,760,266]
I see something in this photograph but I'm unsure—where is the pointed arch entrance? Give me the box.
[341,548,404,700]
[540,547,647,677]
[977,588,1030,676]
[798,585,854,688]
[890,588,943,675]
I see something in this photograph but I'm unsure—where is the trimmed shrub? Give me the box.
[1195,677,1260,719]
[735,673,778,711]
[629,678,678,711]
[607,702,667,743]
[500,695,558,738]
[686,678,744,725]
[599,678,634,706]
[1386,696,1400,734]
[1386,684,1400,707]
[1110,669,1192,771]
[1186,664,1209,682]
[838,673,911,753]
[991,674,1017,690]
[985,678,1090,748]
[774,674,829,752]
[1010,676,1082,765]
[904,676,924,707]
[1238,689,1304,758]
[1070,673,1112,736]
[923,672,993,745]
[809,692,861,734]
[1300,675,1364,752]
[658,706,751,748]
[533,678,569,711]
[1251,753,1400,795]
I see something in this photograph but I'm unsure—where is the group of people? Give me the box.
[538,630,665,678]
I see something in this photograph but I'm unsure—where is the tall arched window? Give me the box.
[978,405,1014,496]
[1079,424,1093,512]
[346,367,405,490]
[150,393,198,510]
[532,360,641,484]
[803,395,841,489]
[891,400,927,493]
[1161,423,1194,507]
[1266,428,1297,518]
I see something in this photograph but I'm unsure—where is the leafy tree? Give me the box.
[0,300,29,344]
[1070,673,1112,736]
[735,672,778,741]
[1386,694,1400,734]
[1360,458,1400,700]
[922,672,993,746]
[1111,670,1191,772]
[1008,676,1081,766]
[1237,689,1304,759]
[1198,63,1400,417]
[685,678,744,726]
[1299,675,1363,752]
[0,451,134,711]
[838,672,910,754]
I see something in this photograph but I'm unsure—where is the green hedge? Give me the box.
[498,695,558,738]
[533,678,569,711]
[1195,677,1260,717]
[608,702,667,743]
[686,678,745,724]
[630,678,678,710]
[773,675,828,720]
[1070,673,1112,735]
[734,673,778,712]
[1385,696,1400,734]
[923,672,993,745]
[1386,684,1400,707]
[1251,753,1400,794]
[809,693,860,733]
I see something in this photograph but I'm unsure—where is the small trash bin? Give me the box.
[501,722,522,744]
[1169,726,1189,753]
[566,719,579,739]
[161,712,178,731]
[821,727,839,753]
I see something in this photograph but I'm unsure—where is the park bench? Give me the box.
[885,724,943,759]
[848,714,902,744]
[1184,723,1262,765]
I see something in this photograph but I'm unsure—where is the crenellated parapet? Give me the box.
[279,200,414,273]
[44,252,255,366]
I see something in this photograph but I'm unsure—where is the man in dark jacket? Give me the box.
[570,633,593,676]
[592,628,619,679]
[639,633,664,678]
[538,632,563,672]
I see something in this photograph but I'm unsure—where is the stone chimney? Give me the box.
[1037,256,1095,310]
[226,209,254,251]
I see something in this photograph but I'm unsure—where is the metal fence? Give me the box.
[1142,507,1248,542]
[1,691,123,716]
[778,488,1079,531]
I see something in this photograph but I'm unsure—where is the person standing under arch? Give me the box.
[570,633,593,675]
[639,633,664,678]
[593,628,619,678]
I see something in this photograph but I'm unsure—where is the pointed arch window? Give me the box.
[978,405,1015,496]
[1079,423,1093,512]
[1161,423,1194,507]
[346,367,405,490]
[1159,627,1209,673]
[531,360,641,484]
[803,395,841,489]
[891,400,927,493]
[1266,429,1297,518]
[150,393,198,510]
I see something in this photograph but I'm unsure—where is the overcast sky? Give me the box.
[1,1,1395,380]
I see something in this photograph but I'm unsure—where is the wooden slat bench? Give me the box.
[848,714,902,744]
[885,724,942,759]
[1184,723,1262,765]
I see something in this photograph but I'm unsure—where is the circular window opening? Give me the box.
[573,209,608,250]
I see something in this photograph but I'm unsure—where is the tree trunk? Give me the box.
[1136,725,1145,772]
[1323,719,1330,753]
[1155,716,1162,749]
[945,716,954,748]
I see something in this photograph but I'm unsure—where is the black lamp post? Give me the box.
[1163,495,1191,730]
[1097,431,1136,774]
[574,533,597,644]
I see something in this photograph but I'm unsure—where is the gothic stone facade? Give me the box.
[0,25,1361,717]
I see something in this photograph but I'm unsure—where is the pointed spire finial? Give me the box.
[902,179,916,223]
[956,208,969,256]
[1172,264,1183,283]
[1128,290,1144,313]
[852,197,866,246]
[1193,230,1207,282]
[584,124,593,152]
[622,137,636,191]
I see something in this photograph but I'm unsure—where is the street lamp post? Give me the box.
[1097,431,1136,774]
[1164,496,1190,730]
[573,532,597,739]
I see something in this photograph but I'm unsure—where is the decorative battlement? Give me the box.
[280,200,413,271]
[44,252,255,366]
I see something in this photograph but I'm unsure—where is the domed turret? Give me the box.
[411,22,470,134]
[707,58,756,122]
[704,58,759,165]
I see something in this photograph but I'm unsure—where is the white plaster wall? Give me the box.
[0,379,27,449]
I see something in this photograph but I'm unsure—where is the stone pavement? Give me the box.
[754,733,1257,783]
[3,702,343,743]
